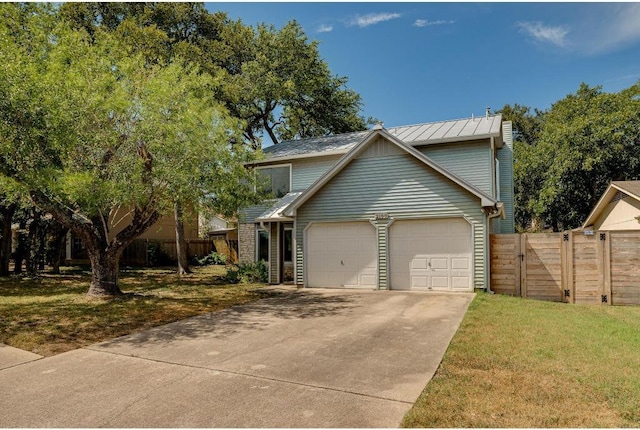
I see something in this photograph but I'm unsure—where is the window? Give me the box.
[283,228,293,263]
[257,229,269,262]
[257,165,291,198]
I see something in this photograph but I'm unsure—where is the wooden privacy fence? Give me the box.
[490,230,640,306]
[120,239,238,266]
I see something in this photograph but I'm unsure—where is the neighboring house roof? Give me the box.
[260,114,503,163]
[255,191,304,222]
[283,126,499,217]
[582,181,640,228]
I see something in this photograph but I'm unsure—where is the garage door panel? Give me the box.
[430,258,449,270]
[307,222,377,288]
[431,276,450,289]
[451,258,470,270]
[411,275,428,289]
[390,218,473,291]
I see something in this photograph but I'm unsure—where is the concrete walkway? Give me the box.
[0,344,42,370]
[0,287,473,427]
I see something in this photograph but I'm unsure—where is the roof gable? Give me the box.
[583,181,640,228]
[283,126,497,217]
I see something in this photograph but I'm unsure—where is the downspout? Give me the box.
[485,202,505,293]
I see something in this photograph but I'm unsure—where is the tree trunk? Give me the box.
[86,246,123,297]
[0,204,16,277]
[174,201,191,275]
[25,212,41,277]
[14,219,27,274]
[48,225,68,274]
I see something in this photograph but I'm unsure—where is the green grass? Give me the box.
[402,293,640,428]
[0,265,266,356]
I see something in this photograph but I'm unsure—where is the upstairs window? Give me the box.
[257,165,291,198]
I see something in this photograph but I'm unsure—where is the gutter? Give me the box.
[484,202,505,294]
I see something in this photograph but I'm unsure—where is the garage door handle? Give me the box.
[341,260,344,265]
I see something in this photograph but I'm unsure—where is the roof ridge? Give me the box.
[387,113,502,132]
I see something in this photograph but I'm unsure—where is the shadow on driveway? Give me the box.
[101,288,361,346]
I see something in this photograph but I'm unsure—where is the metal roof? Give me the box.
[261,114,502,162]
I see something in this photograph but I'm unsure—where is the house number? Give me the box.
[375,213,389,220]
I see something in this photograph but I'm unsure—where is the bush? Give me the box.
[194,251,227,266]
[225,260,268,284]
[147,242,174,266]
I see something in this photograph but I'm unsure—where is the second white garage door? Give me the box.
[389,218,473,291]
[306,222,377,288]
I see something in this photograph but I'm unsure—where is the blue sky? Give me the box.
[206,2,640,130]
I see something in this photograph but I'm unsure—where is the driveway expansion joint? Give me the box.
[84,346,414,405]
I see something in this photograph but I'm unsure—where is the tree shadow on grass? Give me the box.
[98,289,362,347]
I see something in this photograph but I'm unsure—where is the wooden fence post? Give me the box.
[599,231,612,305]
[520,233,527,298]
[515,234,522,297]
[561,231,575,304]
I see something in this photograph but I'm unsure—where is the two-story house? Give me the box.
[239,114,514,292]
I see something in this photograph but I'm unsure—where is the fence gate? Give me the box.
[490,231,616,305]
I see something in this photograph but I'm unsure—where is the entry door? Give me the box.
[306,222,377,288]
[389,218,473,291]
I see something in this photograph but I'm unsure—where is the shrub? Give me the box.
[225,260,268,284]
[147,242,174,266]
[195,251,227,266]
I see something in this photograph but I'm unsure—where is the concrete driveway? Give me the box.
[0,287,473,427]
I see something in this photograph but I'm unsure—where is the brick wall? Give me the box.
[238,223,255,264]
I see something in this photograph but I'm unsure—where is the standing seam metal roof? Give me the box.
[262,114,502,160]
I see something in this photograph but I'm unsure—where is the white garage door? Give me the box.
[306,222,377,288]
[389,218,473,291]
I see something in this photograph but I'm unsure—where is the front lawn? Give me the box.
[403,293,640,428]
[0,265,266,356]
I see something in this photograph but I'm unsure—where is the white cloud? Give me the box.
[581,3,640,55]
[316,24,333,33]
[349,12,401,28]
[414,19,455,28]
[517,21,569,47]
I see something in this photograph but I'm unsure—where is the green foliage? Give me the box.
[0,2,258,230]
[527,83,640,230]
[195,251,227,266]
[498,83,640,231]
[225,260,268,284]
[219,20,371,144]
[59,3,371,147]
[146,242,174,267]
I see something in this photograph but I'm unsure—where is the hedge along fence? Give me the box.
[490,230,640,306]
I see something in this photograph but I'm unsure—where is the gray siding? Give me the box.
[496,121,515,233]
[291,155,341,191]
[295,149,487,289]
[239,203,271,223]
[419,140,493,195]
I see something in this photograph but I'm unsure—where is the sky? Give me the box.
[205,2,640,131]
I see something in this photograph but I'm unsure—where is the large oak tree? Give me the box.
[0,4,257,296]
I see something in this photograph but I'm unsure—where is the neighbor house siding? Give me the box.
[295,149,486,289]
[595,197,640,230]
[291,155,342,191]
[418,140,493,195]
